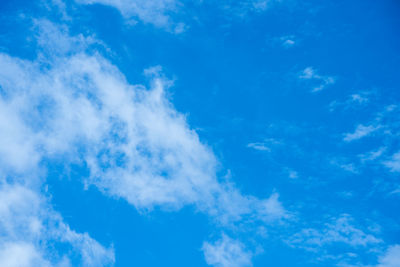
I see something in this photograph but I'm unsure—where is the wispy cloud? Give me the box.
[288,169,298,179]
[383,152,400,173]
[350,93,369,104]
[247,138,281,152]
[247,142,271,151]
[376,245,400,267]
[288,214,400,267]
[0,184,115,267]
[282,167,298,179]
[359,147,386,163]
[329,92,371,112]
[282,38,295,47]
[202,234,253,267]
[267,35,296,48]
[73,0,286,33]
[339,163,358,174]
[288,214,382,261]
[329,158,359,174]
[75,0,186,33]
[217,0,284,19]
[343,124,381,142]
[299,67,335,92]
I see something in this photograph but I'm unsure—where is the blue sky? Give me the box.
[0,0,400,266]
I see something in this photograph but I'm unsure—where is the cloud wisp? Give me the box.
[202,234,253,267]
[287,214,383,264]
[75,0,186,33]
[299,67,335,93]
[383,152,400,173]
[343,124,381,142]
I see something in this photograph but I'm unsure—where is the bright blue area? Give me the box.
[1,0,400,266]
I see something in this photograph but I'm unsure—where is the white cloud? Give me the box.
[389,187,400,195]
[247,138,281,152]
[282,38,295,47]
[359,147,386,163]
[377,245,400,267]
[383,152,400,173]
[251,0,272,12]
[288,169,298,179]
[343,124,381,142]
[273,35,296,48]
[339,163,358,174]
[202,234,253,267]
[0,242,52,267]
[329,158,359,174]
[299,67,316,79]
[258,193,287,221]
[73,0,285,32]
[288,214,382,251]
[247,142,271,151]
[75,0,185,32]
[350,93,369,104]
[221,0,280,17]
[299,67,335,92]
[0,20,287,266]
[0,183,114,266]
[329,92,371,112]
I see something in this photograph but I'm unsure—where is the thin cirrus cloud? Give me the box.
[383,151,400,173]
[247,138,282,152]
[282,38,295,47]
[74,0,282,33]
[292,215,382,248]
[74,0,186,33]
[286,215,399,266]
[287,169,298,179]
[202,234,253,267]
[299,67,335,93]
[343,124,381,142]
[329,92,371,112]
[247,142,271,151]
[0,19,287,265]
[350,93,370,104]
[287,214,382,263]
[221,0,281,16]
[359,147,386,163]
